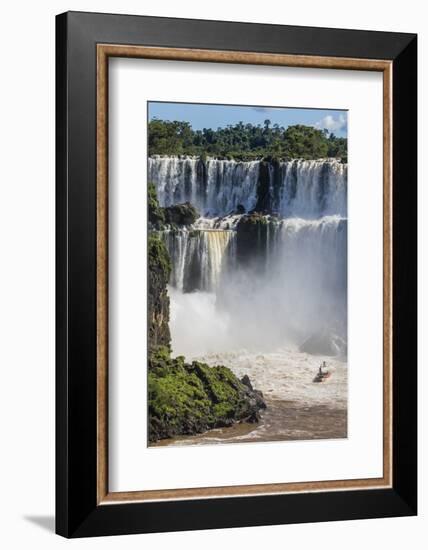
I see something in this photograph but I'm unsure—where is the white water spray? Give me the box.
[151,156,348,358]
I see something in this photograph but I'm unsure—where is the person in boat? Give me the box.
[318,361,327,376]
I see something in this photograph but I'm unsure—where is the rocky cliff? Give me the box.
[148,235,171,352]
[147,186,266,442]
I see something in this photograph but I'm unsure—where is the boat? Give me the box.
[313,361,331,383]
[313,371,331,383]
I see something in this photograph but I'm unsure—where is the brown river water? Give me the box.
[152,347,348,447]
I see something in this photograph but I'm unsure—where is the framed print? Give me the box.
[56,11,417,537]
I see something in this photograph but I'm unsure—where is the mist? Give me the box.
[151,156,348,360]
[168,215,347,358]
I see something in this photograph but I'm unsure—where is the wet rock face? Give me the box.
[148,182,166,229]
[148,348,266,442]
[148,180,199,228]
[299,328,347,357]
[254,161,272,212]
[236,212,269,265]
[148,235,172,353]
[164,202,199,226]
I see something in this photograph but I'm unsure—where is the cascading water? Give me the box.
[148,156,260,216]
[273,159,347,218]
[148,156,347,218]
[163,229,234,293]
[151,154,348,446]
[150,155,347,358]
[215,215,347,354]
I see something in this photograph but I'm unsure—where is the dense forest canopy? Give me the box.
[148,119,347,162]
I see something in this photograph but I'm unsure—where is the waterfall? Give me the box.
[148,156,259,216]
[272,216,347,294]
[163,229,234,293]
[151,155,348,355]
[215,215,347,347]
[148,156,347,219]
[273,160,347,218]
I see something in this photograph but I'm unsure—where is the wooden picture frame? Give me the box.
[56,11,417,537]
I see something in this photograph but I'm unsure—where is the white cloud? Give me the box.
[315,113,347,134]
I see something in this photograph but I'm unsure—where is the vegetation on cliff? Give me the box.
[148,235,171,352]
[148,183,166,229]
[164,202,199,226]
[147,187,266,442]
[149,119,347,161]
[148,182,200,229]
[148,347,266,442]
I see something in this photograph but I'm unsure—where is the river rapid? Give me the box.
[155,345,347,446]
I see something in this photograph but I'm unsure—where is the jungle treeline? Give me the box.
[148,119,347,162]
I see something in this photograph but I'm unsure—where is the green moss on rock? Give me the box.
[148,235,171,352]
[148,183,166,229]
[165,202,199,226]
[148,349,266,442]
[148,183,199,228]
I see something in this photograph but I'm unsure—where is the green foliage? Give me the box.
[148,361,211,429]
[326,133,347,162]
[148,182,165,228]
[148,119,347,161]
[149,345,173,368]
[149,183,200,228]
[282,125,328,159]
[165,202,200,226]
[148,234,171,281]
[148,119,194,156]
[148,235,172,351]
[148,351,264,442]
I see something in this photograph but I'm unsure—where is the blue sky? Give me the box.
[148,102,347,137]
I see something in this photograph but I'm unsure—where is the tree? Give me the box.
[148,119,347,161]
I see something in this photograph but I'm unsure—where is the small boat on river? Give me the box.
[313,361,331,383]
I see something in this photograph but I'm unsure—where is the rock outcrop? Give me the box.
[164,202,199,226]
[148,182,166,229]
[148,182,199,228]
[236,212,271,265]
[299,329,347,357]
[148,347,266,442]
